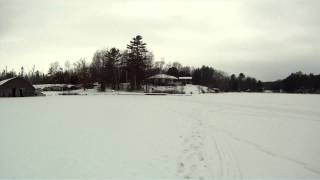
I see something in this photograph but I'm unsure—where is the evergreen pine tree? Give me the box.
[127,35,148,90]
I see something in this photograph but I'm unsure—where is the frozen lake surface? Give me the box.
[0,93,320,179]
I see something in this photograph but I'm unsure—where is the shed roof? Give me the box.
[147,74,178,80]
[0,77,35,90]
[0,77,17,86]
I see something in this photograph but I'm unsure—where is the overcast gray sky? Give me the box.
[0,0,319,81]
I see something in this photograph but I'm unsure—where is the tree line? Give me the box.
[1,35,153,91]
[264,72,320,93]
[1,35,318,93]
[0,35,265,92]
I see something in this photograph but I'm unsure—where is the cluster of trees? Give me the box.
[264,72,320,93]
[0,66,48,84]
[3,35,319,94]
[47,35,154,91]
[1,35,153,91]
[229,73,263,92]
[192,66,228,90]
[0,35,264,92]
[7,35,319,93]
[192,66,263,92]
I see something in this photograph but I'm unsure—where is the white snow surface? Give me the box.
[33,84,75,89]
[184,84,209,94]
[42,84,206,96]
[0,93,320,179]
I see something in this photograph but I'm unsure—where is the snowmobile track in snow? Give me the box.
[176,106,243,180]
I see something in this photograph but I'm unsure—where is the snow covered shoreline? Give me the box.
[33,84,213,96]
[0,93,319,179]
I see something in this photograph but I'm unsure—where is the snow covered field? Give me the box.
[0,93,320,179]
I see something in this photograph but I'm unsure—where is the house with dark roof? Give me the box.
[0,77,36,97]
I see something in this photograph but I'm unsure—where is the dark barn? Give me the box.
[0,77,36,97]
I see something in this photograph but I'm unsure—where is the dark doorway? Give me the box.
[12,88,16,97]
[19,89,23,97]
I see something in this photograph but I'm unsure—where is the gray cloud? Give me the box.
[0,0,319,81]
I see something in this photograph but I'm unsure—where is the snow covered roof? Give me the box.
[0,77,35,90]
[0,77,17,86]
[179,77,192,80]
[147,74,178,80]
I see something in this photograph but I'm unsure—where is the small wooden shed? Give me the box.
[0,77,36,97]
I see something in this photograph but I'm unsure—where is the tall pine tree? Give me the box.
[104,48,121,90]
[127,35,148,89]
